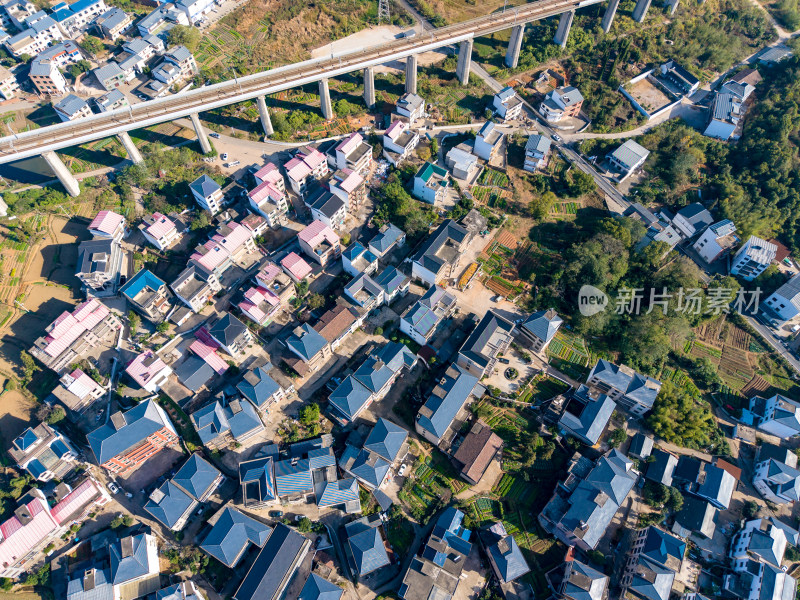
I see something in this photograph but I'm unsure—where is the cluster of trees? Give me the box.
[646,382,724,451]
[373,170,436,243]
[642,479,684,512]
[167,25,201,52]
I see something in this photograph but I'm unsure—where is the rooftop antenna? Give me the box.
[378,0,390,24]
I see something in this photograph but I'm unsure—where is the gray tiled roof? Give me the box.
[558,386,615,445]
[235,523,309,600]
[522,309,562,343]
[458,310,515,371]
[190,174,220,198]
[88,399,175,465]
[629,556,674,600]
[175,355,215,392]
[54,93,89,117]
[412,220,469,276]
[348,524,390,575]
[329,376,373,422]
[209,313,249,348]
[286,324,328,362]
[67,568,113,600]
[562,560,608,600]
[298,573,343,600]
[191,401,230,445]
[144,480,195,529]
[696,464,736,509]
[610,140,649,170]
[416,364,479,440]
[237,366,281,409]
[109,533,152,584]
[487,533,529,583]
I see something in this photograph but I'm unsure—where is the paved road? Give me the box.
[746,315,800,375]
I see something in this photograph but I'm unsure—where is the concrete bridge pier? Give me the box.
[665,0,680,14]
[42,151,80,197]
[456,39,473,85]
[405,55,418,94]
[319,78,333,119]
[553,10,574,49]
[505,24,525,69]
[364,67,376,107]
[633,0,653,21]
[117,132,143,164]
[256,95,274,137]
[189,112,212,154]
[602,0,621,32]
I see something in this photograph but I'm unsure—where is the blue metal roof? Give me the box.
[50,437,72,458]
[307,447,336,470]
[200,507,272,568]
[433,507,472,556]
[26,459,47,479]
[110,533,152,585]
[120,269,166,301]
[363,418,407,463]
[226,400,264,440]
[144,480,195,530]
[318,478,359,508]
[172,453,221,501]
[237,366,281,409]
[67,567,113,600]
[14,427,39,451]
[287,324,328,362]
[348,527,390,575]
[298,573,343,600]
[88,400,176,465]
[274,458,313,496]
[328,376,373,422]
[488,533,529,583]
[416,365,479,440]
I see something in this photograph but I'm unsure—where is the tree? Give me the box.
[340,232,351,246]
[608,428,627,448]
[296,280,309,297]
[167,25,201,52]
[643,481,670,507]
[297,516,313,533]
[0,578,12,591]
[416,145,431,161]
[4,379,16,392]
[190,212,209,231]
[374,327,384,336]
[539,440,555,460]
[307,294,324,310]
[646,382,719,450]
[79,35,105,56]
[128,310,140,333]
[742,500,760,519]
[665,487,684,512]
[156,322,169,333]
[20,350,38,383]
[45,406,65,425]
[566,169,596,196]
[299,403,320,426]
[528,191,557,221]
[430,138,438,155]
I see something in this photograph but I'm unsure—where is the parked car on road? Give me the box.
[209,132,220,139]
[107,482,120,495]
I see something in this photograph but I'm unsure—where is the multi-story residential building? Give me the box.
[416,363,482,448]
[396,92,425,123]
[298,220,341,266]
[540,450,638,551]
[51,368,105,413]
[399,508,472,600]
[481,522,531,592]
[452,419,503,485]
[144,453,222,531]
[248,179,289,228]
[238,281,282,327]
[620,526,685,600]
[411,219,470,286]
[383,120,419,165]
[400,285,456,346]
[136,2,188,36]
[369,223,405,259]
[121,269,173,323]
[660,60,700,95]
[139,212,181,250]
[8,422,77,481]
[730,235,777,281]
[175,0,215,23]
[87,399,178,474]
[517,308,562,353]
[109,532,161,600]
[340,418,408,490]
[763,272,800,323]
[558,385,616,446]
[254,262,295,304]
[89,209,126,241]
[93,61,125,91]
[540,86,583,122]
[558,554,610,600]
[329,343,417,424]
[208,313,253,360]
[54,94,92,122]
[445,145,479,181]
[0,480,110,578]
[524,134,551,172]
[313,302,360,351]
[748,393,800,437]
[253,161,285,190]
[671,202,713,238]
[456,310,515,378]
[305,186,347,230]
[343,242,379,277]
[344,515,391,578]
[237,364,288,414]
[329,168,366,211]
[333,132,372,174]
[190,174,223,214]
[704,92,745,141]
[29,298,121,373]
[285,147,329,196]
[189,220,256,280]
[126,350,173,393]
[51,0,107,36]
[412,162,450,204]
[607,140,650,178]
[191,394,264,448]
[752,443,800,505]
[5,15,63,57]
[199,506,272,568]
[344,273,384,310]
[163,44,197,80]
[95,88,129,112]
[692,220,739,264]
[586,359,662,417]
[284,323,332,375]
[93,7,130,40]
[280,251,313,283]
[75,238,123,292]
[171,264,221,313]
[374,266,410,304]
[0,65,18,100]
[1,0,36,30]
[493,86,524,121]
[30,58,66,95]
[473,121,504,161]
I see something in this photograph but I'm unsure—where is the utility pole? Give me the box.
[378,0,390,24]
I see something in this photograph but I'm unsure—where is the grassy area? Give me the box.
[398,450,469,521]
